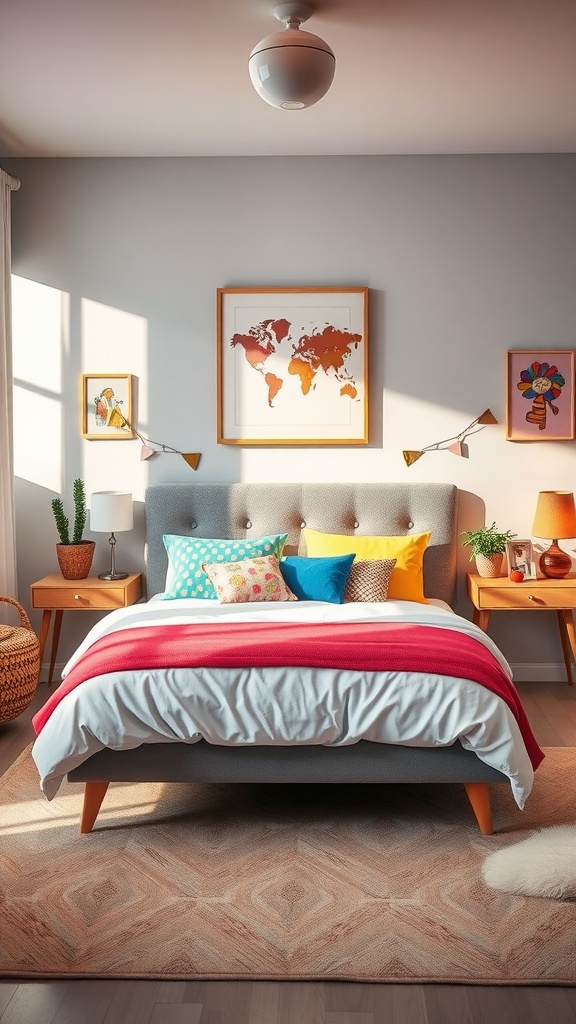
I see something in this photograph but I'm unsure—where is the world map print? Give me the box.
[230,317,363,409]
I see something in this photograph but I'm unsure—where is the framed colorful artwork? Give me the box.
[506,539,536,580]
[217,286,368,445]
[81,373,135,440]
[506,351,575,441]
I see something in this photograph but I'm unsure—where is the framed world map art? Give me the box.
[217,286,368,445]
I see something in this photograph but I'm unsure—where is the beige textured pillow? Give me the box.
[344,558,397,603]
[202,554,297,604]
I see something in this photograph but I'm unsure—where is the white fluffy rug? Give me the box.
[482,824,576,900]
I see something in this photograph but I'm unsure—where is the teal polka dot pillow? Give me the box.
[161,533,288,600]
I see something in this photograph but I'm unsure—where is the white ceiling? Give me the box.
[1,0,575,158]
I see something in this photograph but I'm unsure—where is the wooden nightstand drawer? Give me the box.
[470,585,576,611]
[31,574,142,611]
[32,585,133,610]
[467,572,576,612]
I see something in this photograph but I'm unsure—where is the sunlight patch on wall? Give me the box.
[238,393,499,483]
[80,297,149,501]
[81,298,148,384]
[13,389,63,492]
[12,276,69,491]
[12,276,68,391]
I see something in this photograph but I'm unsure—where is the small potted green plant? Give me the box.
[461,522,515,578]
[51,478,95,580]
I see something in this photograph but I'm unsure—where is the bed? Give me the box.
[31,481,543,835]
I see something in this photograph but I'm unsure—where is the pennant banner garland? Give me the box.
[402,409,497,468]
[119,416,201,471]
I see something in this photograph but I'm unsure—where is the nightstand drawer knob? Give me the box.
[528,594,535,601]
[74,594,80,600]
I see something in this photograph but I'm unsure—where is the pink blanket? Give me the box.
[33,620,543,770]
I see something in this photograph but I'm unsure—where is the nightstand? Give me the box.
[466,572,576,686]
[30,573,143,686]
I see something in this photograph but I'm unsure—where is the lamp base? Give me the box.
[98,531,129,581]
[538,540,572,579]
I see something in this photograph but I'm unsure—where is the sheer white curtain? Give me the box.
[0,167,20,606]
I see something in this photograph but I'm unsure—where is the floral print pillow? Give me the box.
[202,555,298,604]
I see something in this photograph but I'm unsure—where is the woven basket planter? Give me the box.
[0,596,40,723]
[56,540,95,580]
[475,552,504,578]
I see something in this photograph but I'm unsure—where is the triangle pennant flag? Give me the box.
[477,408,498,425]
[402,450,424,467]
[181,452,201,471]
[448,441,464,456]
[140,444,156,461]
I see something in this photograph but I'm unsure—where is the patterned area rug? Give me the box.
[1,746,575,983]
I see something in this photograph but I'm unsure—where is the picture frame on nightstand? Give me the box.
[506,538,536,580]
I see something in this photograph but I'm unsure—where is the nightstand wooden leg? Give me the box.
[558,610,575,686]
[463,781,493,835]
[47,610,63,687]
[472,609,490,632]
[38,610,52,670]
[80,781,110,833]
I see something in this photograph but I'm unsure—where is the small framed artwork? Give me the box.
[81,373,135,440]
[506,539,536,580]
[506,350,575,441]
[217,286,368,445]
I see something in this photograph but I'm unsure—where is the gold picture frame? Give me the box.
[506,351,575,441]
[217,286,368,445]
[81,373,135,440]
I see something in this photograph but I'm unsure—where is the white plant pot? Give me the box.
[475,552,504,578]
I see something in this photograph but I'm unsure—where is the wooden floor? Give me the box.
[1,681,575,1024]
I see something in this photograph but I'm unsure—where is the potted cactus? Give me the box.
[51,478,95,579]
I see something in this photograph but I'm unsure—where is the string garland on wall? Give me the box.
[402,409,498,467]
[119,415,201,471]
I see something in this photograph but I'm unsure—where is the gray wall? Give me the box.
[4,155,576,677]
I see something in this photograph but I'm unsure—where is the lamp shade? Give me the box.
[532,491,576,539]
[90,491,133,533]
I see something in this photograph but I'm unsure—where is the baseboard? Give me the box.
[40,661,67,686]
[509,662,569,683]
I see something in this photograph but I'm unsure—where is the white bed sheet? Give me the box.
[31,598,535,808]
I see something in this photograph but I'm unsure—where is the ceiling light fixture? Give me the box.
[249,3,335,110]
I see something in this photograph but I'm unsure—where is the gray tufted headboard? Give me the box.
[145,482,458,605]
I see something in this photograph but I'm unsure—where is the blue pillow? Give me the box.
[162,533,288,600]
[279,554,355,604]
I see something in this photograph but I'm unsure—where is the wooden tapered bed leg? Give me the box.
[463,782,493,835]
[80,781,110,833]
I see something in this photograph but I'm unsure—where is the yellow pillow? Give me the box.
[300,529,431,604]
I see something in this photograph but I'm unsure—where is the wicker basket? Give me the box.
[0,596,40,723]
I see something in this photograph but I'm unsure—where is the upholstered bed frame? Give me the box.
[69,481,508,834]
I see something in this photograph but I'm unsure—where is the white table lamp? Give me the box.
[90,491,133,580]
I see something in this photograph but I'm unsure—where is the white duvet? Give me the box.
[31,597,535,807]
